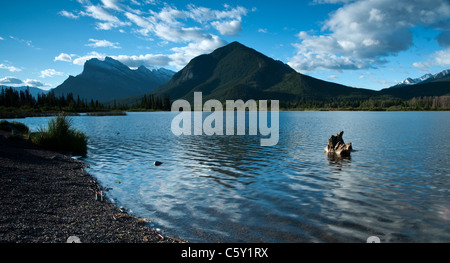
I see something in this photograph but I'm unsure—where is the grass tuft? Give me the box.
[32,115,88,156]
[0,120,30,137]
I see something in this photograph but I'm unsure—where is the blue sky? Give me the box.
[1,0,450,91]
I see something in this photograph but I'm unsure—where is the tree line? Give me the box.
[0,87,171,113]
[280,96,450,110]
[0,87,109,112]
[1,86,449,113]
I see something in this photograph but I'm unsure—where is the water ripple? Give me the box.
[5,111,450,242]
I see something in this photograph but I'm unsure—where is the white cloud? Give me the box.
[288,45,373,73]
[0,77,23,85]
[0,37,4,40]
[126,4,248,40]
[62,2,251,69]
[54,53,73,62]
[68,34,224,70]
[289,0,450,72]
[86,38,121,49]
[9,36,38,49]
[188,4,248,36]
[213,5,248,21]
[124,11,153,36]
[130,0,156,5]
[82,5,118,22]
[69,35,224,70]
[58,10,79,19]
[413,48,450,68]
[24,79,49,87]
[69,52,170,68]
[100,0,122,11]
[74,1,250,36]
[211,20,242,36]
[112,54,171,67]
[313,0,354,4]
[169,35,226,67]
[122,4,248,67]
[150,6,186,27]
[185,5,215,23]
[0,77,48,87]
[154,24,206,43]
[327,75,338,81]
[73,51,106,65]
[412,62,429,69]
[0,64,21,72]
[40,69,64,78]
[79,4,130,30]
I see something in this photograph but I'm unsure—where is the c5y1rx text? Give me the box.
[181,247,268,261]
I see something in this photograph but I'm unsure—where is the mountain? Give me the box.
[394,74,433,87]
[53,57,175,102]
[382,69,450,99]
[0,85,47,98]
[381,81,450,100]
[151,41,376,103]
[422,69,450,83]
[116,42,450,106]
[391,69,450,88]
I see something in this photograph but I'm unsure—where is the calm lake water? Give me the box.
[5,111,450,242]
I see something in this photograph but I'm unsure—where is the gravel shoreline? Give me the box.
[0,131,184,243]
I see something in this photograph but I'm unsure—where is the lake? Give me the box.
[4,111,450,242]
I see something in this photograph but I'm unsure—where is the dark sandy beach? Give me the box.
[0,130,183,243]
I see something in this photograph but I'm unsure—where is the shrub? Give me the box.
[32,115,88,156]
[0,120,30,136]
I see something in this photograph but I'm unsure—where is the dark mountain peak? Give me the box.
[54,57,175,102]
[221,41,247,51]
[210,41,261,59]
[117,42,449,106]
[211,41,245,53]
[156,67,176,75]
[104,56,117,63]
[86,57,101,63]
[84,57,101,68]
[84,56,129,73]
[153,40,364,102]
[136,65,151,73]
[137,65,147,70]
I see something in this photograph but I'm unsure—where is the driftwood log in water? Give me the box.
[324,131,352,156]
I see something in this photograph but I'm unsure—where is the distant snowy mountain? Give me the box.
[398,74,432,86]
[0,85,47,98]
[426,69,450,82]
[392,69,450,88]
[53,57,175,102]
